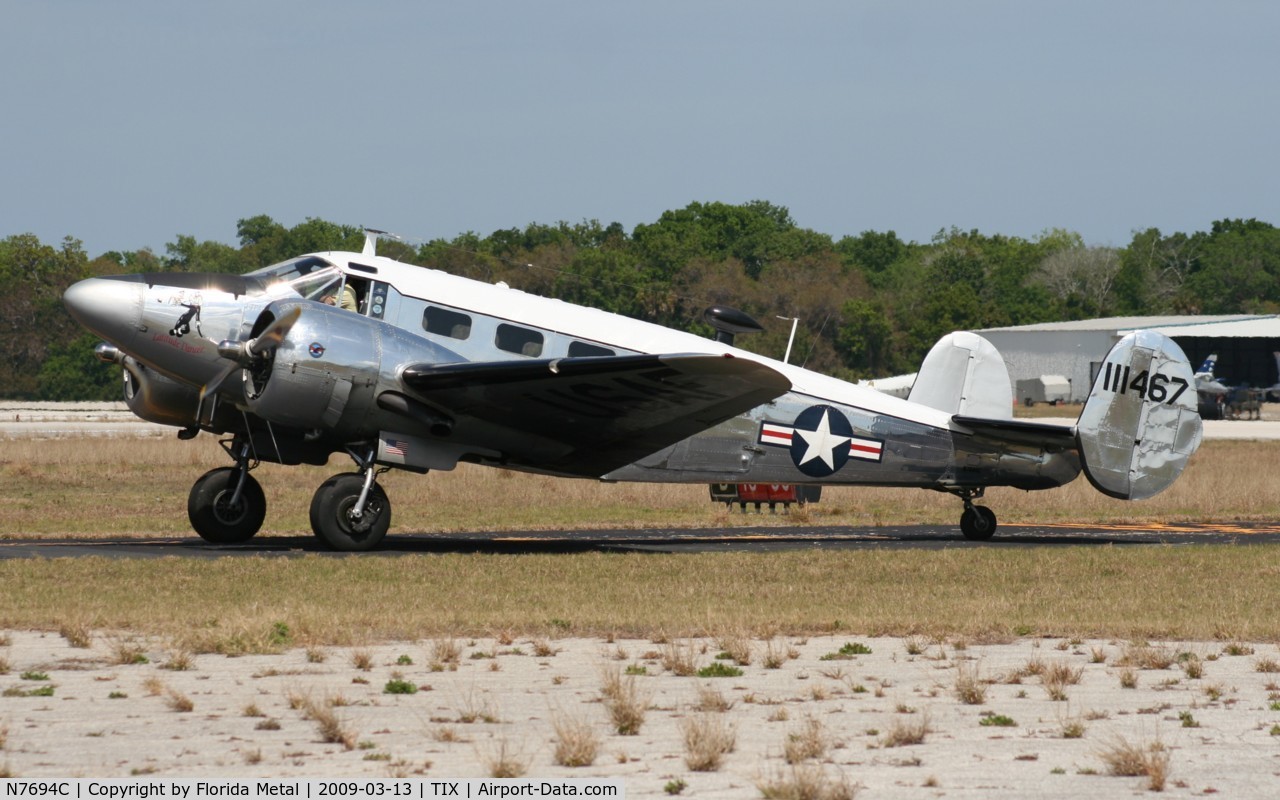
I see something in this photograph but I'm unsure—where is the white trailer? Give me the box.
[1016,375,1071,406]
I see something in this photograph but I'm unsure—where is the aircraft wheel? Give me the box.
[960,505,997,541]
[188,468,265,544]
[310,473,390,552]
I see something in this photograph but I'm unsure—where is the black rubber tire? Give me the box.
[310,473,391,552]
[187,467,265,544]
[960,505,997,541]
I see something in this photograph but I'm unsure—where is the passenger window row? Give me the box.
[421,305,614,358]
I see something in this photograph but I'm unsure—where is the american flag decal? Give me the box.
[384,438,408,457]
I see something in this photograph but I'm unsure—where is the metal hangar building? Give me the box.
[979,315,1280,402]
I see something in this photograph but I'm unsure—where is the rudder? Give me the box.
[1076,330,1202,499]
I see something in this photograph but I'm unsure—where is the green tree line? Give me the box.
[6,204,1279,401]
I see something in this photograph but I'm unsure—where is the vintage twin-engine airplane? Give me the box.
[63,231,1203,551]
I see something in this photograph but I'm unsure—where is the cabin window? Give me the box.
[568,341,615,358]
[423,306,472,340]
[496,324,544,357]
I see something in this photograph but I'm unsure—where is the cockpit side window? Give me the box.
[245,257,340,300]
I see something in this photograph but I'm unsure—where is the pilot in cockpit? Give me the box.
[321,281,358,312]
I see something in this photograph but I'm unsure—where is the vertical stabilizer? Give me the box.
[908,332,1013,419]
[1076,330,1202,499]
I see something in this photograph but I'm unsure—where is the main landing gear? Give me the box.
[188,438,266,544]
[187,437,392,551]
[308,447,391,552]
[945,487,997,541]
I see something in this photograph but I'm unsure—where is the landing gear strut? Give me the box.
[187,438,266,544]
[309,447,391,552]
[947,487,997,541]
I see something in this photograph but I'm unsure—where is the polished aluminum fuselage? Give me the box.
[64,252,1082,491]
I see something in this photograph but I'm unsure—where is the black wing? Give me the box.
[396,353,791,476]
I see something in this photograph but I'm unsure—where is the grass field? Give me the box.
[1,545,1277,647]
[3,436,1280,536]
[1,435,1278,644]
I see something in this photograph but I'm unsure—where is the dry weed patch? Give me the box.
[306,702,357,751]
[881,714,929,748]
[661,642,700,676]
[454,687,498,724]
[1097,735,1171,791]
[481,738,528,779]
[1115,643,1175,670]
[160,650,193,671]
[715,631,753,666]
[58,623,91,649]
[757,763,858,800]
[682,714,736,772]
[1254,656,1280,673]
[599,667,648,735]
[763,639,799,669]
[551,713,599,767]
[431,639,461,670]
[164,689,193,713]
[954,661,987,705]
[783,715,828,764]
[109,640,149,666]
[694,683,734,712]
[1041,660,1083,701]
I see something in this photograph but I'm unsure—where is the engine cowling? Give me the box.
[242,300,461,436]
[119,356,202,428]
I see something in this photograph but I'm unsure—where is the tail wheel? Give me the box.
[960,505,997,541]
[310,473,391,552]
[188,467,265,544]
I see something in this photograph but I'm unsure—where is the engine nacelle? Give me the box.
[120,356,202,428]
[243,301,461,436]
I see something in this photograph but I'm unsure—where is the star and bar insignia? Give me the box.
[758,404,884,478]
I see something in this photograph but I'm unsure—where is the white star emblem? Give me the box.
[794,409,851,470]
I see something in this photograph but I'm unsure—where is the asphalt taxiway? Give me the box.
[2,521,1279,559]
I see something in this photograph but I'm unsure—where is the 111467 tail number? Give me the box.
[1100,363,1189,405]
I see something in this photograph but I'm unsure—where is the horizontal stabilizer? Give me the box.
[400,353,791,476]
[952,416,1076,449]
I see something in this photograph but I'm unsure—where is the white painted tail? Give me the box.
[908,332,1013,420]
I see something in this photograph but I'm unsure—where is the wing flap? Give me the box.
[399,353,790,476]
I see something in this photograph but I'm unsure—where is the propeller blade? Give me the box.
[249,306,302,357]
[199,361,241,403]
[199,304,302,403]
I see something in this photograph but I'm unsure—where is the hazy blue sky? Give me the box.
[3,1,1277,257]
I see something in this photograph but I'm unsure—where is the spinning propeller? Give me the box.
[200,305,303,403]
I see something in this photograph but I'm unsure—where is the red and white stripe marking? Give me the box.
[759,423,794,446]
[849,436,883,461]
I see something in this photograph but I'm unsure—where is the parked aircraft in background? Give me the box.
[856,372,916,399]
[1194,354,1229,396]
[63,231,1203,550]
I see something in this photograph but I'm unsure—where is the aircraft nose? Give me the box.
[63,275,144,345]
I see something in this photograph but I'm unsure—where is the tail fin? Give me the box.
[1195,353,1218,377]
[908,332,1012,419]
[1076,331,1202,499]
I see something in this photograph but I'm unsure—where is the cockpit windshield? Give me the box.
[245,256,343,301]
